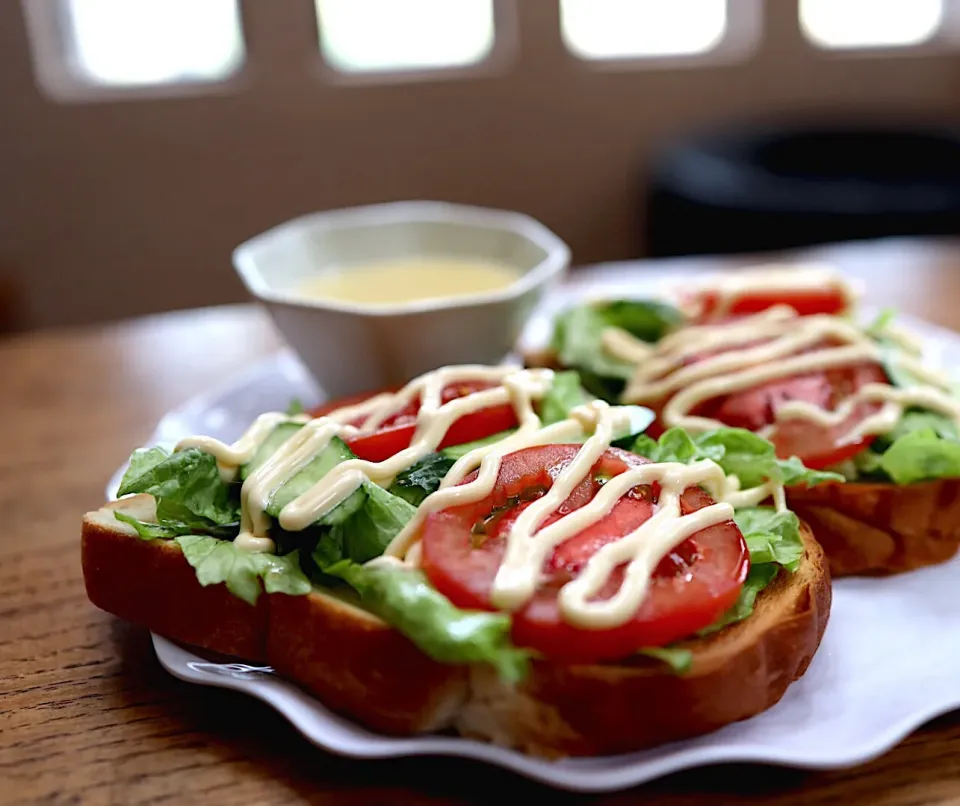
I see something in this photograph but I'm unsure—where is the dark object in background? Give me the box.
[645,121,960,257]
[0,275,17,333]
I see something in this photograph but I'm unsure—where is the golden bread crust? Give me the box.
[82,497,269,662]
[786,478,960,576]
[268,591,469,735]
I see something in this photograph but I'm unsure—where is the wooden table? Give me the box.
[5,237,960,805]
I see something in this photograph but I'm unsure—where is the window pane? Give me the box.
[316,0,495,73]
[560,0,727,60]
[800,0,943,49]
[65,0,244,86]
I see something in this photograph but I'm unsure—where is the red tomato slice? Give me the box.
[419,445,749,663]
[308,386,402,419]
[689,286,848,321]
[308,381,519,463]
[694,363,889,469]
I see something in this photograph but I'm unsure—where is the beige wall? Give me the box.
[3,0,960,330]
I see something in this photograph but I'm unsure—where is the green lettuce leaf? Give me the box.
[539,370,593,425]
[550,306,635,383]
[390,453,456,506]
[843,411,960,484]
[875,410,959,449]
[311,482,419,568]
[697,564,779,637]
[116,446,241,536]
[629,428,724,465]
[865,307,897,340]
[636,646,693,674]
[306,478,419,568]
[113,511,181,540]
[876,427,960,484]
[325,482,417,564]
[629,427,843,489]
[285,397,306,415]
[735,507,804,572]
[175,536,311,606]
[548,300,683,401]
[119,446,170,486]
[594,299,685,343]
[325,560,529,684]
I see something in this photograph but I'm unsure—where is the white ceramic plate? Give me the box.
[107,266,960,792]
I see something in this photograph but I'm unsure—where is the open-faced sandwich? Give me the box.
[82,365,835,757]
[531,264,960,576]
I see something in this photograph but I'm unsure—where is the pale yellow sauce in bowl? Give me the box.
[296,256,522,307]
[232,201,570,397]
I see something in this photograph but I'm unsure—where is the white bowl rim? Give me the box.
[231,200,571,318]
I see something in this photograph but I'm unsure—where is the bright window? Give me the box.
[315,0,495,73]
[560,0,727,60]
[800,0,944,49]
[63,0,244,86]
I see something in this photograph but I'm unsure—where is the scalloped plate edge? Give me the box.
[151,634,960,793]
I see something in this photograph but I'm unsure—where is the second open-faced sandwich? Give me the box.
[82,365,834,757]
[532,265,960,576]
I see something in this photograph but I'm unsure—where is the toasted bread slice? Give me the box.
[786,478,960,577]
[82,496,830,758]
[82,496,270,662]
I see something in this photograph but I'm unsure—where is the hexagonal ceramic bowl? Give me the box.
[232,201,570,398]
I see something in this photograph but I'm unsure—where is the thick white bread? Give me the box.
[82,496,831,758]
[82,496,269,662]
[786,478,960,577]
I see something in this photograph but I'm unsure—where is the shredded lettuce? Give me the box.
[285,397,306,415]
[176,536,311,606]
[630,427,844,489]
[325,560,530,684]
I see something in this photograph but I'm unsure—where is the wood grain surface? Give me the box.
[4,238,960,805]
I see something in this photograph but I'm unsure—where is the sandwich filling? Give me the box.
[112,365,837,677]
[547,266,960,481]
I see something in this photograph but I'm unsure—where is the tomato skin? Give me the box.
[307,387,401,419]
[419,445,749,663]
[307,381,520,463]
[693,362,888,469]
[691,287,848,321]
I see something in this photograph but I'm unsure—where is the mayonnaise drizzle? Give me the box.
[603,268,960,444]
[169,364,784,630]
